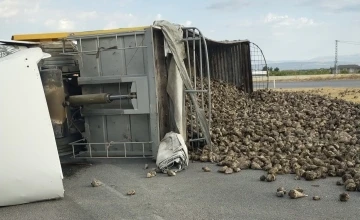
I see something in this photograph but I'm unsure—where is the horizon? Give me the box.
[268,53,360,63]
[1,0,360,61]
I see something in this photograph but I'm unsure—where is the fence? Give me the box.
[250,42,269,90]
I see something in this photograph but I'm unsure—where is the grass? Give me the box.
[274,87,360,104]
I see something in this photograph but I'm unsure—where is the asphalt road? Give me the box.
[1,159,359,220]
[271,79,360,89]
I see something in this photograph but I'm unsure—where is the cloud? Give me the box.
[155,14,162,20]
[44,19,56,26]
[320,0,360,12]
[103,12,140,29]
[103,21,118,30]
[117,0,135,7]
[297,0,360,12]
[183,20,192,26]
[272,32,285,37]
[0,0,42,18]
[206,0,250,11]
[0,0,20,18]
[58,19,75,30]
[236,20,253,27]
[264,13,319,28]
[77,11,98,20]
[44,18,76,31]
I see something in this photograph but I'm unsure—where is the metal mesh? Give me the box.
[250,42,269,90]
[182,27,211,151]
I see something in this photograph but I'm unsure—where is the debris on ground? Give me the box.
[150,170,157,177]
[313,196,321,201]
[336,180,344,186]
[187,79,360,191]
[225,167,234,174]
[259,175,266,181]
[156,132,189,173]
[342,174,352,182]
[233,167,241,173]
[288,189,308,199]
[202,166,211,172]
[218,166,228,173]
[167,170,176,176]
[277,187,287,194]
[345,180,357,191]
[294,176,301,180]
[127,190,136,196]
[91,178,102,187]
[146,170,157,178]
[294,187,304,193]
[339,192,350,202]
[276,191,285,197]
[144,164,149,170]
[276,187,287,197]
[266,174,276,182]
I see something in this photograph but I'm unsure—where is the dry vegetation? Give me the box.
[276,88,360,104]
[255,74,360,83]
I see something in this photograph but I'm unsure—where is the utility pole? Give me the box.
[334,40,338,74]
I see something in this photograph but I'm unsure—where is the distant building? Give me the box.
[331,64,360,74]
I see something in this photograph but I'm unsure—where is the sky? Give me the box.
[1,0,360,61]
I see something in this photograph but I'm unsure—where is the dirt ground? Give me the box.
[274,87,360,104]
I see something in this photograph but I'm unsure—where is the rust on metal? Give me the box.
[40,69,67,138]
[67,93,111,105]
[153,28,170,139]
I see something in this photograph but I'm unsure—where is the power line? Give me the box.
[333,40,360,75]
[337,40,360,46]
[334,40,338,74]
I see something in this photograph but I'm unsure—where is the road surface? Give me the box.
[1,159,359,220]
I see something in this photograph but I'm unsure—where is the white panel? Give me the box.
[0,47,64,207]
[252,70,267,76]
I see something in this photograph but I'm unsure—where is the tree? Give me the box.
[262,66,274,71]
[274,67,280,72]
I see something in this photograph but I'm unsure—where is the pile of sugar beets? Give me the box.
[188,79,360,192]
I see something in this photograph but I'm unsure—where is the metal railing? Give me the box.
[182,27,212,150]
[69,139,153,158]
[250,42,269,90]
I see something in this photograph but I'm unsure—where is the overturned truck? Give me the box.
[10,20,268,160]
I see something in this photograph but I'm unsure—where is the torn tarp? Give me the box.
[166,55,186,139]
[156,132,189,173]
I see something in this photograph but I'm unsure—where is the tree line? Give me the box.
[262,66,280,72]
